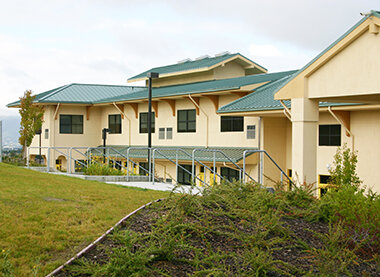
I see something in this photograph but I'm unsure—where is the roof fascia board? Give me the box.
[217,104,375,116]
[274,15,375,100]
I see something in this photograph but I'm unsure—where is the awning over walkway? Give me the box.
[92,146,258,164]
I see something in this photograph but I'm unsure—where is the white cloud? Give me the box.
[0,0,378,116]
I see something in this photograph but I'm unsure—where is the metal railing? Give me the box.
[26,146,290,189]
[242,150,293,189]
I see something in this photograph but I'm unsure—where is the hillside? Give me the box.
[0,163,169,276]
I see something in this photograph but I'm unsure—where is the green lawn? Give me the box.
[0,163,169,276]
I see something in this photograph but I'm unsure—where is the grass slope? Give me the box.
[0,163,169,276]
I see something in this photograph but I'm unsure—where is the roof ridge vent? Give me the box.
[177,58,192,64]
[195,55,211,61]
[214,51,230,57]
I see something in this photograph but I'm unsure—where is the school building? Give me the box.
[7,10,380,195]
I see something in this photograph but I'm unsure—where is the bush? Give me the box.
[318,183,380,257]
[83,163,124,176]
[329,143,361,189]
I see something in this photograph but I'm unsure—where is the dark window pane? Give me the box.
[319,125,341,146]
[60,115,83,134]
[177,164,192,185]
[177,109,196,133]
[221,116,243,132]
[109,114,122,134]
[188,121,196,132]
[221,167,239,182]
[139,112,155,133]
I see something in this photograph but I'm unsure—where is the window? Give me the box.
[247,125,256,139]
[166,127,173,139]
[59,115,83,134]
[177,109,196,132]
[319,175,331,197]
[159,128,165,139]
[319,124,341,146]
[139,162,149,176]
[139,112,155,133]
[177,164,192,185]
[44,129,49,139]
[109,114,122,134]
[221,116,244,132]
[221,167,240,182]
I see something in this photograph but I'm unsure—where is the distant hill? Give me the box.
[0,115,21,147]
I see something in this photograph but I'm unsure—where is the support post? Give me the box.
[291,98,319,189]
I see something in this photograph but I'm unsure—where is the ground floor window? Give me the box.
[139,162,149,176]
[319,174,331,197]
[221,167,239,182]
[177,164,192,185]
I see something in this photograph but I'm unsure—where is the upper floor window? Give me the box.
[319,124,341,146]
[247,125,256,139]
[109,114,122,134]
[221,116,244,132]
[59,115,83,134]
[139,112,155,133]
[178,109,196,133]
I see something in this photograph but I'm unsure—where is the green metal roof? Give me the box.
[128,52,267,81]
[218,74,361,113]
[93,146,257,163]
[8,71,296,107]
[274,10,380,99]
[99,70,297,103]
[7,83,146,107]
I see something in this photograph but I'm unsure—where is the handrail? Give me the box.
[152,148,208,187]
[192,149,256,184]
[242,150,293,189]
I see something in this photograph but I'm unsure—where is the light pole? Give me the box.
[36,128,42,164]
[147,72,159,181]
[102,128,110,164]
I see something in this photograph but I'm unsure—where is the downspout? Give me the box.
[258,116,263,184]
[328,106,354,151]
[113,102,131,146]
[188,95,209,148]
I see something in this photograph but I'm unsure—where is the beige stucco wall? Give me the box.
[350,110,380,192]
[308,30,380,99]
[151,61,247,87]
[262,117,289,186]
[213,61,246,80]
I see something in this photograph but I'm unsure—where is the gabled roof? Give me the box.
[98,70,297,103]
[127,53,267,82]
[7,83,145,107]
[218,74,360,114]
[274,10,380,100]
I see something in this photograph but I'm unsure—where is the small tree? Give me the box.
[18,90,44,158]
[328,143,361,189]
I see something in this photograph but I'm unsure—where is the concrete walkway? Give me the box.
[28,167,203,194]
[107,181,203,194]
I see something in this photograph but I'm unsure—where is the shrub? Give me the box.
[317,185,380,257]
[83,163,124,176]
[329,143,361,189]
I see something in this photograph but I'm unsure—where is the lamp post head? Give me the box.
[147,72,159,79]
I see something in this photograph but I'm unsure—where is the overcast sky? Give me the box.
[0,0,377,116]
